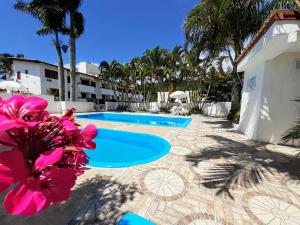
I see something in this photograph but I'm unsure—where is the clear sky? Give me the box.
[0,0,198,65]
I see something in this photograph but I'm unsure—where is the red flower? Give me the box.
[0,95,97,217]
[3,167,75,217]
[0,95,48,132]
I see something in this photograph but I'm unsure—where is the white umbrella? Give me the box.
[0,81,26,92]
[169,91,187,99]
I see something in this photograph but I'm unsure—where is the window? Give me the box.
[91,94,96,99]
[68,92,70,98]
[90,82,96,87]
[17,71,21,80]
[25,70,28,74]
[67,76,70,83]
[81,92,87,98]
[45,69,58,80]
[247,76,256,92]
[81,79,89,85]
[48,88,59,97]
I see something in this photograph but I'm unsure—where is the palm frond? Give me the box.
[282,118,300,143]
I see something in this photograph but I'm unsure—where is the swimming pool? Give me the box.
[77,113,191,128]
[86,128,171,168]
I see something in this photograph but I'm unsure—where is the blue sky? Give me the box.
[0,0,198,65]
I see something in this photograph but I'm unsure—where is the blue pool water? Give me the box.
[85,128,171,168]
[77,113,191,128]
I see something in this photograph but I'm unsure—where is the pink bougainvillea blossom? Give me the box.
[0,95,97,217]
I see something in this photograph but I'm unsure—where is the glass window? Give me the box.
[45,69,58,80]
[81,79,89,85]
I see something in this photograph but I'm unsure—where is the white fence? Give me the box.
[0,93,95,114]
[200,102,231,117]
[99,101,232,117]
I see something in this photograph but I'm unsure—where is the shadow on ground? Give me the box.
[0,175,138,225]
[185,135,300,199]
[65,175,137,225]
[202,120,233,129]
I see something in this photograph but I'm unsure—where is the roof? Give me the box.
[237,10,300,64]
[8,57,102,80]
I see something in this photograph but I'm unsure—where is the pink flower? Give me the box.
[3,167,75,217]
[0,147,74,217]
[0,95,48,132]
[79,124,97,149]
[0,95,97,217]
[0,150,29,193]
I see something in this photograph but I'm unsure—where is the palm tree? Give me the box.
[0,54,14,78]
[15,0,68,101]
[26,0,85,101]
[63,0,85,101]
[144,46,168,103]
[184,0,264,120]
[99,60,123,103]
[265,0,300,10]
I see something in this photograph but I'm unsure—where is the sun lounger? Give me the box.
[170,106,180,115]
[179,106,190,116]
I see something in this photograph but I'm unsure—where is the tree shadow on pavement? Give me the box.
[185,135,300,199]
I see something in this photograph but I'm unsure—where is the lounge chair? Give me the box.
[117,212,156,225]
[179,106,190,116]
[170,106,180,115]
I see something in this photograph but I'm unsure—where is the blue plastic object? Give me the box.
[85,128,171,168]
[77,112,191,128]
[117,213,156,225]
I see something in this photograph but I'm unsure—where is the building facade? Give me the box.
[7,58,142,104]
[237,10,300,144]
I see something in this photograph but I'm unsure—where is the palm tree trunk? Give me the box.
[54,32,65,101]
[69,13,76,102]
[227,63,243,120]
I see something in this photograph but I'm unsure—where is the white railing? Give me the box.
[78,84,95,93]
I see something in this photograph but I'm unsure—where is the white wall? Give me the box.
[239,61,265,140]
[157,91,191,103]
[77,62,99,76]
[61,101,95,113]
[200,102,231,117]
[12,61,42,95]
[0,93,95,114]
[239,52,300,144]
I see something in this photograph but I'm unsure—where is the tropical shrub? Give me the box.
[0,95,97,217]
[159,105,171,113]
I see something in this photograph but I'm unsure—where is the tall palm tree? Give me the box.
[63,0,85,101]
[25,0,85,101]
[15,0,68,101]
[185,0,264,120]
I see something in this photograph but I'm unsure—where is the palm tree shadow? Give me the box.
[185,135,300,199]
[65,175,138,225]
[0,175,138,225]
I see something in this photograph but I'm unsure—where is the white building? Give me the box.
[7,58,142,104]
[237,10,300,144]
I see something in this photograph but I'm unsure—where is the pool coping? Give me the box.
[77,112,192,128]
[85,127,172,168]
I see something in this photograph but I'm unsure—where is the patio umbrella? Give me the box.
[0,81,26,92]
[169,91,187,100]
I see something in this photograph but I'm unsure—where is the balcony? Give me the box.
[78,84,95,93]
[100,88,116,96]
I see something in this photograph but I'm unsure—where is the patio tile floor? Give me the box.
[1,115,300,225]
